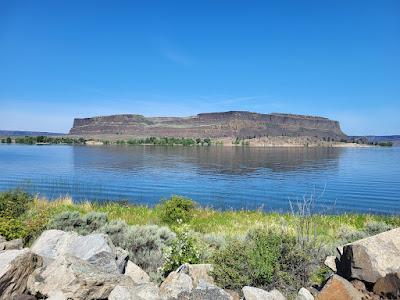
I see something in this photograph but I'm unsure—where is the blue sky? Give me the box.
[0,0,399,135]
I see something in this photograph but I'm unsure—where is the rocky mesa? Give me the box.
[69,111,347,140]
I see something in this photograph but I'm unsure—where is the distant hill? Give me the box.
[0,130,65,137]
[70,111,347,140]
[351,135,400,146]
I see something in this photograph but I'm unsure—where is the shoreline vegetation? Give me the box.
[1,189,400,294]
[0,135,394,147]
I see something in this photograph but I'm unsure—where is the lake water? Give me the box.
[0,144,399,214]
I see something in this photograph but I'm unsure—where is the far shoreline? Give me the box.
[1,134,392,148]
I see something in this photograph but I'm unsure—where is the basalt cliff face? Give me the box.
[69,111,347,139]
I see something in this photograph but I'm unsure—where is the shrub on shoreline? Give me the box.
[0,189,33,240]
[211,227,322,296]
[157,195,197,225]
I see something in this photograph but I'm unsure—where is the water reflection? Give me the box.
[1,145,399,214]
[72,145,342,175]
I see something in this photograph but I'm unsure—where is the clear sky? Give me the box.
[0,0,399,135]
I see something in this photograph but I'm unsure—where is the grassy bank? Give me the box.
[1,190,399,243]
[1,189,399,297]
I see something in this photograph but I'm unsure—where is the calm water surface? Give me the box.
[0,144,399,214]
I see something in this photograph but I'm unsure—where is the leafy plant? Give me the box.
[210,238,252,290]
[0,189,33,219]
[47,211,108,235]
[157,195,196,225]
[162,224,202,275]
[0,217,27,240]
[211,228,317,296]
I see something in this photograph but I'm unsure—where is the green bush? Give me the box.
[162,224,202,275]
[120,224,176,274]
[0,189,33,219]
[0,217,27,240]
[364,220,393,236]
[47,211,108,235]
[211,228,316,295]
[210,239,252,290]
[157,195,196,225]
[337,221,393,244]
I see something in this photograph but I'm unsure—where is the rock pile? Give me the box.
[320,227,400,300]
[0,227,399,300]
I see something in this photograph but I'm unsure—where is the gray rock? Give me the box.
[47,290,68,300]
[296,288,314,300]
[125,260,151,284]
[0,235,5,243]
[30,229,120,273]
[224,289,240,300]
[109,285,136,300]
[11,295,37,300]
[116,246,129,273]
[242,286,286,300]
[27,255,134,300]
[0,249,42,300]
[188,264,214,288]
[323,256,337,273]
[109,283,161,300]
[0,238,23,250]
[178,281,233,300]
[336,227,400,283]
[160,271,193,299]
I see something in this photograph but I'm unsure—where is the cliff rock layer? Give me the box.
[69,111,347,139]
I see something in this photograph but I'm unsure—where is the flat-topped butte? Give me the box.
[70,111,347,140]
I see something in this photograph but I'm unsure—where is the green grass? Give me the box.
[22,195,400,244]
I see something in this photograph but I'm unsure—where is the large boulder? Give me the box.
[315,275,363,300]
[125,260,151,284]
[242,286,286,300]
[0,249,42,300]
[336,227,400,283]
[27,255,134,300]
[30,229,126,273]
[109,283,160,300]
[159,271,193,299]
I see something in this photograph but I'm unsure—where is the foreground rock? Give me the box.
[242,286,286,300]
[109,283,160,300]
[187,264,215,288]
[159,270,193,299]
[336,227,400,283]
[296,288,314,300]
[323,256,336,273]
[178,281,233,300]
[0,249,42,300]
[27,255,134,300]
[0,238,23,250]
[31,229,126,273]
[125,260,151,284]
[315,275,363,300]
[372,273,400,299]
